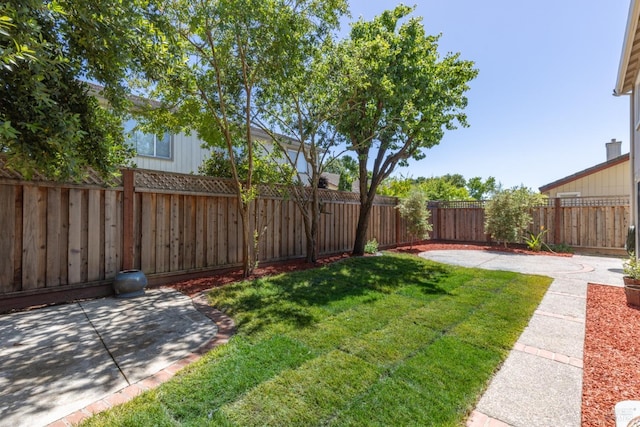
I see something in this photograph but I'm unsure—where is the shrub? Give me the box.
[396,189,432,248]
[484,186,545,247]
[364,238,379,254]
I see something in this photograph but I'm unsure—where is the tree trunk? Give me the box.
[352,198,374,256]
[300,188,320,263]
[239,202,253,278]
[304,218,318,263]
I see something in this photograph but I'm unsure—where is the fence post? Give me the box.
[122,169,135,271]
[395,197,401,247]
[554,197,562,244]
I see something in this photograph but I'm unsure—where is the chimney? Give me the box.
[606,138,622,161]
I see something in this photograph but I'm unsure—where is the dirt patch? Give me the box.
[582,284,640,427]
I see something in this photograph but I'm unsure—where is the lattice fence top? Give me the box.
[430,196,630,209]
[134,169,237,195]
[558,196,630,207]
[132,168,397,204]
[430,200,486,209]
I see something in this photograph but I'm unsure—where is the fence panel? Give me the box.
[429,197,630,252]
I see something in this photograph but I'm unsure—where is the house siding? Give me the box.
[132,130,311,180]
[133,132,210,174]
[541,160,630,197]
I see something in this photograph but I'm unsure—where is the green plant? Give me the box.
[329,5,478,255]
[624,252,640,279]
[484,186,545,248]
[626,225,636,256]
[396,189,433,248]
[364,238,379,254]
[524,226,548,252]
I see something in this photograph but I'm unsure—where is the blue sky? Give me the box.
[340,0,631,190]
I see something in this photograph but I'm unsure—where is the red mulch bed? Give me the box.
[167,253,351,297]
[390,241,573,257]
[582,284,640,427]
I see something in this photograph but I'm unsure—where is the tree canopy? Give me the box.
[379,174,497,200]
[0,0,169,180]
[328,5,478,254]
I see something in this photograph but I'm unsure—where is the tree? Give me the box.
[0,0,168,180]
[378,176,413,198]
[329,6,478,255]
[251,2,348,263]
[148,0,346,273]
[419,177,470,201]
[442,173,467,189]
[396,189,432,248]
[467,176,498,200]
[484,186,545,247]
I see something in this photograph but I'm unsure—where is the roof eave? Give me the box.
[615,0,640,95]
[539,153,630,193]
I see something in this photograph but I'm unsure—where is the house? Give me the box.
[88,83,310,180]
[320,172,341,190]
[539,139,630,197]
[124,118,309,180]
[615,0,640,253]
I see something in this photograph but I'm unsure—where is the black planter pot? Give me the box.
[113,270,148,298]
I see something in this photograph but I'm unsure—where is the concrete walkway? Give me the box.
[0,288,231,427]
[419,250,625,427]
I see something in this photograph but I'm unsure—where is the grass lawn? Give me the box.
[82,252,551,426]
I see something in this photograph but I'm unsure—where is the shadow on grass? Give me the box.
[208,255,452,335]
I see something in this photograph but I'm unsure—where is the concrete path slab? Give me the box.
[420,250,625,427]
[0,288,219,427]
[476,351,583,426]
[80,288,217,383]
[517,312,584,359]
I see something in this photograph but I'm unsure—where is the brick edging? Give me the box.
[513,342,583,368]
[47,293,236,426]
[466,410,512,427]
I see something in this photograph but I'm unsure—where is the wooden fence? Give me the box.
[429,197,630,252]
[0,165,630,311]
[0,168,409,311]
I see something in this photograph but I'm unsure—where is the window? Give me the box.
[124,119,171,159]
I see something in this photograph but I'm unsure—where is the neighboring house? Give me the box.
[124,119,310,182]
[539,139,630,197]
[88,83,310,180]
[615,0,640,253]
[321,172,341,191]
